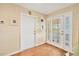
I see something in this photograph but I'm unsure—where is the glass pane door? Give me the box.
[52,18,60,44]
[64,13,72,51]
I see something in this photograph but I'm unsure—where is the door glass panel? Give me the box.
[65,42,69,46]
[65,34,70,41]
[52,19,60,43]
[64,13,72,50]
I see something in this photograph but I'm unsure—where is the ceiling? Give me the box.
[16,3,74,15]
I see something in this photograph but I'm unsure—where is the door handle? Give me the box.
[61,30,64,35]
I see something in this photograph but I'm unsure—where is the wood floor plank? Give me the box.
[13,43,66,56]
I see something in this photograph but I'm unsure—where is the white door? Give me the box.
[63,12,72,52]
[35,18,45,46]
[52,16,62,48]
[21,14,35,50]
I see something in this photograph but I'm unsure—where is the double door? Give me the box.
[47,12,72,52]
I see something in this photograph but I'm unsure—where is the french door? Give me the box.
[47,12,72,52]
[63,13,72,52]
[52,16,63,48]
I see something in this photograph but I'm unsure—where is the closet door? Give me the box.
[21,14,35,50]
[64,12,72,52]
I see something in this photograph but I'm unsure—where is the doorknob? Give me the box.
[61,30,64,35]
[61,33,64,35]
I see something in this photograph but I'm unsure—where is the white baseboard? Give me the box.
[5,49,25,56]
[46,41,74,54]
[6,42,45,56]
[35,42,45,46]
[6,41,74,56]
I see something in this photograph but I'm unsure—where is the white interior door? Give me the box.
[21,14,35,50]
[35,18,46,46]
